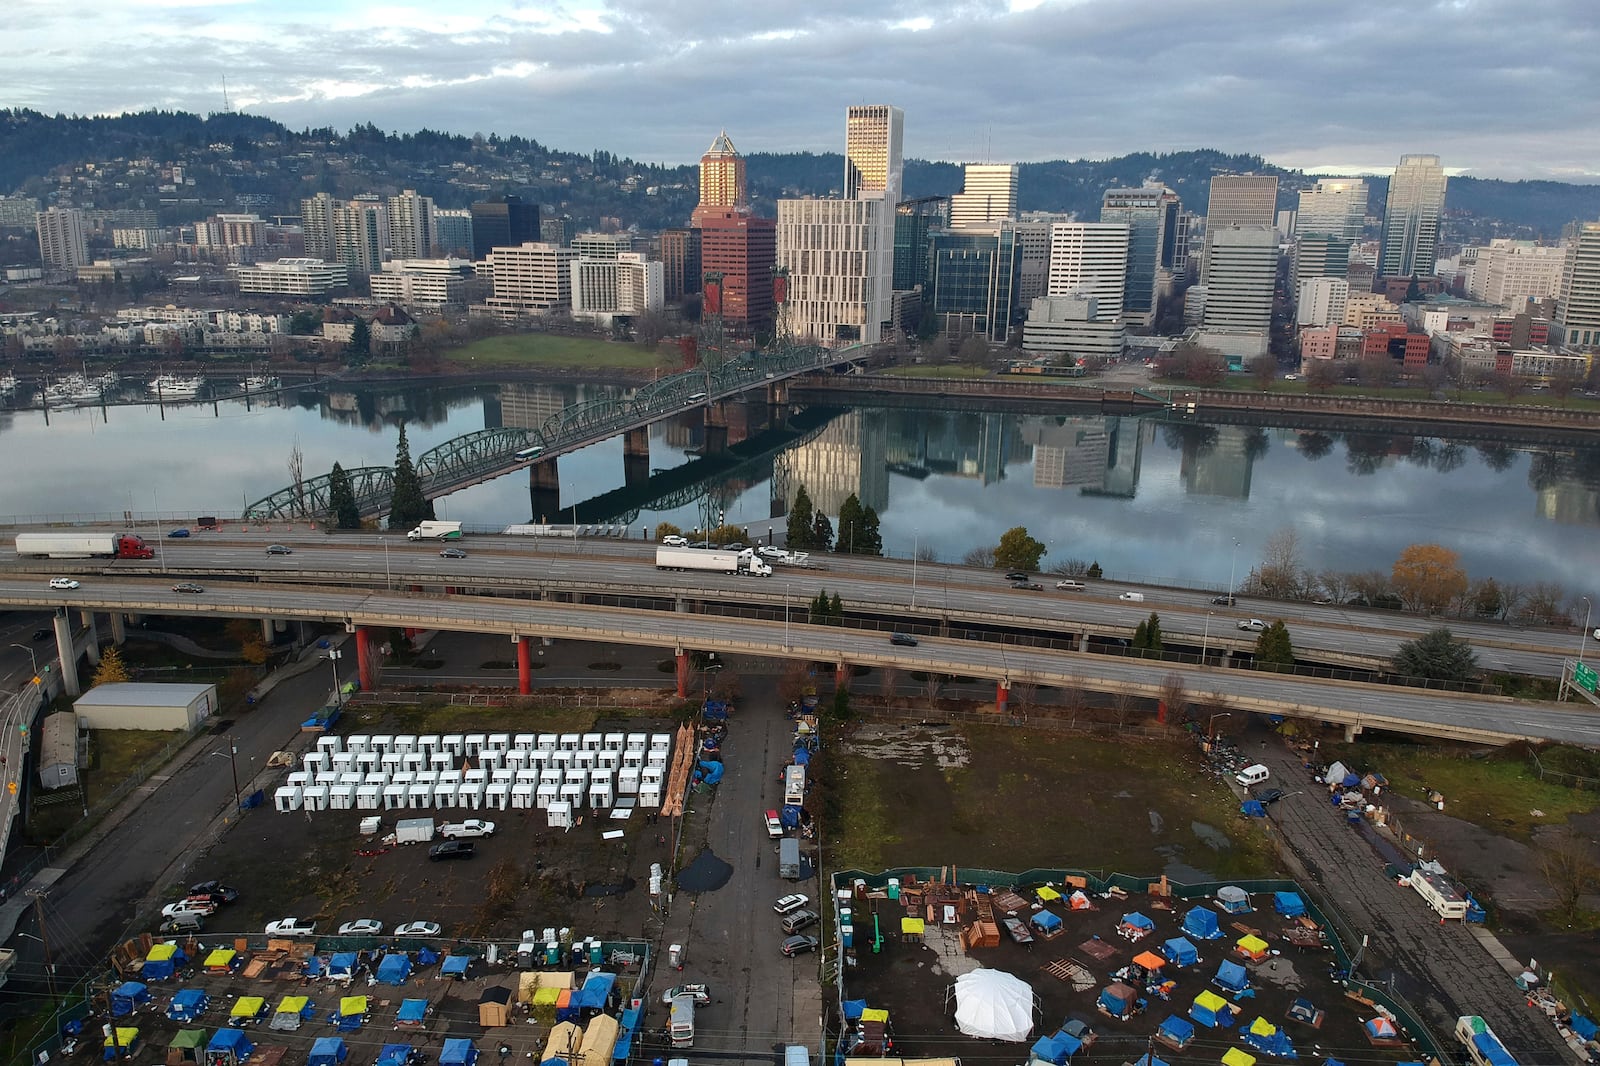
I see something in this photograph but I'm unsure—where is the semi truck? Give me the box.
[15,532,154,559]
[406,520,462,541]
[1456,1016,1517,1066]
[655,546,772,577]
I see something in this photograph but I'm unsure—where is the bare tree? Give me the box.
[878,665,901,710]
[635,309,670,349]
[915,543,939,563]
[1348,569,1391,607]
[287,437,306,517]
[1497,581,1527,622]
[962,546,996,568]
[1112,691,1138,732]
[1161,673,1189,723]
[777,661,811,707]
[1009,681,1038,720]
[922,671,946,707]
[1316,569,1352,605]
[1539,828,1600,919]
[1523,582,1570,625]
[1254,527,1305,598]
[1059,685,1087,726]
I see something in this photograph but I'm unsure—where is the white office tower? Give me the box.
[1556,221,1600,349]
[386,189,437,260]
[1012,213,1071,304]
[1380,154,1447,278]
[950,164,1019,228]
[1046,222,1131,317]
[36,207,89,272]
[1296,276,1349,328]
[1467,240,1567,310]
[571,253,664,324]
[1202,174,1278,282]
[478,242,577,317]
[571,233,634,260]
[1202,225,1278,337]
[1294,179,1367,240]
[370,259,474,311]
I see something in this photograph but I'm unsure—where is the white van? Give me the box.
[669,995,695,1047]
[1118,591,1145,602]
[1235,764,1270,787]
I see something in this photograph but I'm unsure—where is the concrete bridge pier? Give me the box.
[107,611,126,645]
[1344,721,1363,742]
[834,661,850,691]
[53,609,81,697]
[261,617,276,644]
[514,635,533,695]
[81,611,101,666]
[529,457,562,524]
[675,650,690,699]
[623,427,651,487]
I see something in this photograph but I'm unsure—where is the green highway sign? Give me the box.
[1576,662,1598,694]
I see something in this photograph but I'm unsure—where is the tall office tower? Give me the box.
[1556,221,1600,348]
[925,225,1019,342]
[300,193,337,261]
[434,210,473,256]
[777,199,892,344]
[949,164,1019,228]
[893,196,948,290]
[699,213,776,334]
[844,104,905,201]
[470,195,540,260]
[691,130,746,227]
[1100,184,1181,327]
[35,207,88,272]
[1296,276,1350,328]
[478,242,577,317]
[1202,225,1278,333]
[1295,178,1367,239]
[386,189,436,259]
[332,201,385,273]
[1045,222,1131,318]
[1012,213,1071,304]
[540,216,574,247]
[1292,234,1353,295]
[1379,154,1447,278]
[571,253,665,322]
[1202,174,1278,281]
[659,228,701,301]
[1467,239,1566,310]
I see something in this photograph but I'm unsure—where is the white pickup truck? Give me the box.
[440,819,497,839]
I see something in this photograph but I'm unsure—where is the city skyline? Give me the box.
[5,0,1597,182]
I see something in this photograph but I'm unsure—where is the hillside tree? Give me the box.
[786,484,815,550]
[387,423,434,530]
[994,526,1047,571]
[1255,621,1295,670]
[1392,627,1478,682]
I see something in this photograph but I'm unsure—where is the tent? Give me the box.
[166,1029,206,1064]
[1223,1049,1257,1066]
[397,999,430,1028]
[578,1012,620,1066]
[203,949,240,975]
[1030,1032,1080,1065]
[952,968,1036,1042]
[1287,1000,1325,1028]
[1236,935,1271,962]
[1273,893,1306,919]
[440,1039,479,1066]
[1191,991,1237,1029]
[206,1029,254,1066]
[441,955,472,979]
[417,946,441,967]
[1133,1056,1171,1066]
[1133,951,1167,972]
[1118,913,1156,940]
[1363,1017,1401,1044]
[1098,983,1140,1021]
[377,954,413,985]
[102,1027,139,1060]
[1068,890,1093,911]
[1570,1016,1598,1041]
[143,943,184,981]
[1158,1015,1197,1050]
[230,996,268,1024]
[378,1045,418,1066]
[1241,801,1267,818]
[1030,911,1063,936]
[843,1001,867,1021]
[614,1004,643,1061]
[478,985,514,1027]
[303,956,327,980]
[1183,907,1223,940]
[329,952,360,980]
[271,996,314,1030]
[1217,887,1251,913]
[1323,762,1349,785]
[335,996,370,1031]
[543,1021,584,1062]
[111,982,150,1016]
[1036,886,1062,903]
[310,1037,350,1066]
[167,989,210,1023]
[1162,938,1199,967]
[1215,960,1251,993]
[1244,1017,1298,1059]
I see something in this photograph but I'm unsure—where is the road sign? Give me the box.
[1575,662,1598,694]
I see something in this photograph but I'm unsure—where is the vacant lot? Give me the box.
[448,333,675,369]
[28,728,177,841]
[827,722,1280,885]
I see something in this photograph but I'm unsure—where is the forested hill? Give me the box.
[2,108,1596,236]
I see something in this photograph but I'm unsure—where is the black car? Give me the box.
[32,628,51,642]
[1005,571,1030,581]
[1211,594,1237,606]
[171,582,205,594]
[429,840,475,861]
[1255,788,1285,805]
[890,633,918,647]
[780,934,819,957]
[1010,581,1044,591]
[439,547,467,559]
[265,544,293,555]
[189,880,240,903]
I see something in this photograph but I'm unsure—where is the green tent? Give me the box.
[168,1030,206,1062]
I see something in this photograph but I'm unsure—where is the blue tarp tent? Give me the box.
[111,982,150,1017]
[576,971,617,1010]
[167,989,209,1023]
[141,945,186,981]
[377,954,412,985]
[441,955,471,978]
[1030,910,1063,935]
[1132,1055,1170,1066]
[416,947,440,967]
[379,1045,417,1066]
[1571,1016,1598,1041]
[781,804,803,828]
[1158,1015,1196,1049]
[1215,960,1251,994]
[1469,1033,1516,1066]
[696,760,724,785]
[329,952,359,980]
[793,748,811,765]
[1190,991,1236,1029]
[1241,800,1266,818]
[614,1005,642,1061]
[1162,938,1199,966]
[1273,892,1306,918]
[1099,983,1139,1019]
[309,1037,349,1066]
[1244,1019,1298,1059]
[303,956,327,980]
[1031,1033,1073,1064]
[1183,907,1223,940]
[1121,912,1155,933]
[397,999,429,1026]
[206,1029,253,1066]
[440,1038,479,1066]
[843,1000,867,1021]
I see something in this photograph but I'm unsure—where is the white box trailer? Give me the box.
[406,520,463,540]
[654,546,772,577]
[395,817,435,843]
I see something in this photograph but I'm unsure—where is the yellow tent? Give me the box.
[1222,1049,1256,1066]
[1194,991,1229,1013]
[861,1008,890,1024]
[1037,886,1062,901]
[1248,1017,1277,1037]
[231,997,266,1019]
[533,986,562,1006]
[1236,934,1270,959]
[901,917,926,935]
[340,996,368,1017]
[147,944,177,962]
[277,996,309,1014]
[543,1021,584,1062]
[203,949,236,970]
[103,1028,139,1053]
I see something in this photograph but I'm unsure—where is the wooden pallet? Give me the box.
[1043,957,1097,991]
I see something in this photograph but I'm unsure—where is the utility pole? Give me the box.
[30,891,57,1000]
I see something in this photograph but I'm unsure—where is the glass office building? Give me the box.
[926,226,1020,343]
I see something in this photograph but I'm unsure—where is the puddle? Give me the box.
[1155,844,1216,885]
[582,877,637,897]
[1252,954,1306,991]
[842,723,970,769]
[1148,810,1165,834]
[1190,821,1234,851]
[674,846,733,893]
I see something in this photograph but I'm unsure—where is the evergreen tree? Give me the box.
[860,506,883,556]
[1132,620,1149,650]
[1255,621,1295,670]
[1144,612,1163,653]
[349,315,371,358]
[387,423,434,529]
[327,461,361,529]
[812,511,834,551]
[809,590,832,624]
[837,494,864,553]
[1392,627,1478,682]
[787,484,815,549]
[829,593,843,623]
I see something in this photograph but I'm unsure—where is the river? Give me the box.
[2,380,1596,594]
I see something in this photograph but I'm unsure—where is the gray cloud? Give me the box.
[5,0,1597,178]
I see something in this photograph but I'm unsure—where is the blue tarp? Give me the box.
[1189,996,1235,1029]
[574,971,617,1010]
[1030,910,1063,933]
[440,1038,479,1066]
[781,804,803,828]
[1031,1034,1073,1064]
[1121,912,1155,931]
[1273,892,1306,918]
[1571,1015,1597,1041]
[309,1037,349,1066]
[329,952,359,978]
[167,989,209,1022]
[111,982,149,1016]
[142,948,185,981]
[379,1045,417,1066]
[1215,960,1250,993]
[1245,1025,1298,1059]
[441,955,470,977]
[1470,1032,1517,1066]
[416,947,440,966]
[206,1029,253,1062]
[614,1005,642,1060]
[1183,907,1222,940]
[1158,1016,1195,1047]
[397,999,429,1024]
[843,1000,867,1021]
[377,954,412,985]
[303,956,326,980]
[1132,1056,1170,1066]
[696,760,724,785]
[1162,938,1199,966]
[1241,800,1267,818]
[793,748,811,765]
[1100,985,1137,1016]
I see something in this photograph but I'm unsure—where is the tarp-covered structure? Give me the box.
[1243,1017,1297,1058]
[111,982,150,1016]
[1217,887,1251,913]
[397,998,430,1028]
[335,996,369,1031]
[166,1029,206,1064]
[329,952,360,980]
[1158,1016,1196,1050]
[1030,911,1062,935]
[309,1037,349,1066]
[205,1028,254,1066]
[1099,983,1140,1021]
[203,949,239,975]
[1273,893,1306,918]
[1236,935,1270,962]
[1118,913,1156,939]
[230,996,268,1023]
[1162,938,1199,967]
[102,1027,139,1060]
[1222,1049,1257,1066]
[143,943,184,981]
[377,954,412,985]
[1183,907,1223,940]
[1215,960,1251,993]
[440,1038,479,1066]
[167,989,209,1023]
[952,968,1036,1042]
[1029,1030,1083,1065]
[441,955,471,979]
[270,996,314,1030]
[1191,991,1237,1029]
[378,1044,418,1066]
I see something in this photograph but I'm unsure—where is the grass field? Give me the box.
[447,334,677,370]
[881,363,992,379]
[27,729,177,840]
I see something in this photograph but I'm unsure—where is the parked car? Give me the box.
[889,633,918,647]
[660,984,711,1005]
[265,544,293,555]
[781,934,820,957]
[429,840,475,861]
[31,628,50,641]
[764,810,784,838]
[394,921,442,937]
[1009,581,1044,591]
[160,915,204,934]
[172,582,205,594]
[661,535,688,547]
[265,917,317,936]
[1237,618,1268,632]
[781,909,820,934]
[1255,788,1286,805]
[757,546,787,559]
[1004,571,1030,581]
[1211,594,1237,606]
[167,528,191,538]
[162,900,216,919]
[337,919,384,936]
[188,880,239,903]
[773,893,810,915]
[48,577,79,590]
[440,819,496,839]
[439,547,467,559]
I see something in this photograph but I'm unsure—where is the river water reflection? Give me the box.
[2,381,1595,593]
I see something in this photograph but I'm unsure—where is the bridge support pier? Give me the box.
[623,427,650,460]
[623,449,651,489]
[261,617,276,644]
[703,422,728,455]
[356,626,374,693]
[530,457,560,491]
[996,680,1010,716]
[675,651,690,699]
[54,610,81,697]
[515,636,533,696]
[530,456,561,523]
[835,661,850,692]
[108,612,126,646]
[1344,722,1363,742]
[81,611,100,666]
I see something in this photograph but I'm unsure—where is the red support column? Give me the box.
[517,640,533,695]
[675,652,690,698]
[835,661,850,691]
[355,626,374,692]
[995,681,1010,716]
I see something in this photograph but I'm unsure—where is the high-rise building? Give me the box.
[844,105,904,202]
[925,225,1019,342]
[1202,174,1278,282]
[1046,222,1131,318]
[571,253,665,323]
[1202,225,1278,333]
[1295,179,1367,240]
[370,259,474,311]
[1296,276,1350,328]
[893,197,948,291]
[470,195,540,260]
[1379,154,1447,278]
[540,216,574,247]
[1012,213,1071,305]
[1292,234,1353,295]
[478,242,577,318]
[35,207,88,272]
[691,131,746,227]
[949,164,1018,228]
[386,189,436,260]
[571,233,634,260]
[1556,221,1600,349]
[1100,184,1182,327]
[434,209,473,256]
[1467,239,1567,310]
[699,213,776,334]
[333,200,385,273]
[659,228,701,302]
[778,199,893,344]
[300,193,337,261]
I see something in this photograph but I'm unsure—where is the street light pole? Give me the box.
[1207,710,1232,747]
[1227,538,1240,603]
[912,530,919,610]
[212,737,241,809]
[784,582,791,651]
[1580,596,1592,665]
[10,643,38,676]
[327,649,343,705]
[1201,612,1213,664]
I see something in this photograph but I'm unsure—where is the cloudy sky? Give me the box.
[7,0,1598,180]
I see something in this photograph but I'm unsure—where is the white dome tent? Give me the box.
[950,968,1037,1042]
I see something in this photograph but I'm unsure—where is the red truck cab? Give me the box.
[116,533,155,559]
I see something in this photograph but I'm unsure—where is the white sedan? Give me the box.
[48,577,79,590]
[265,917,317,937]
[773,893,810,915]
[337,919,384,936]
[1236,618,1268,632]
[440,819,496,839]
[395,921,442,937]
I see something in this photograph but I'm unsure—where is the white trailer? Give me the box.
[655,546,771,577]
[394,817,435,843]
[406,521,463,541]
